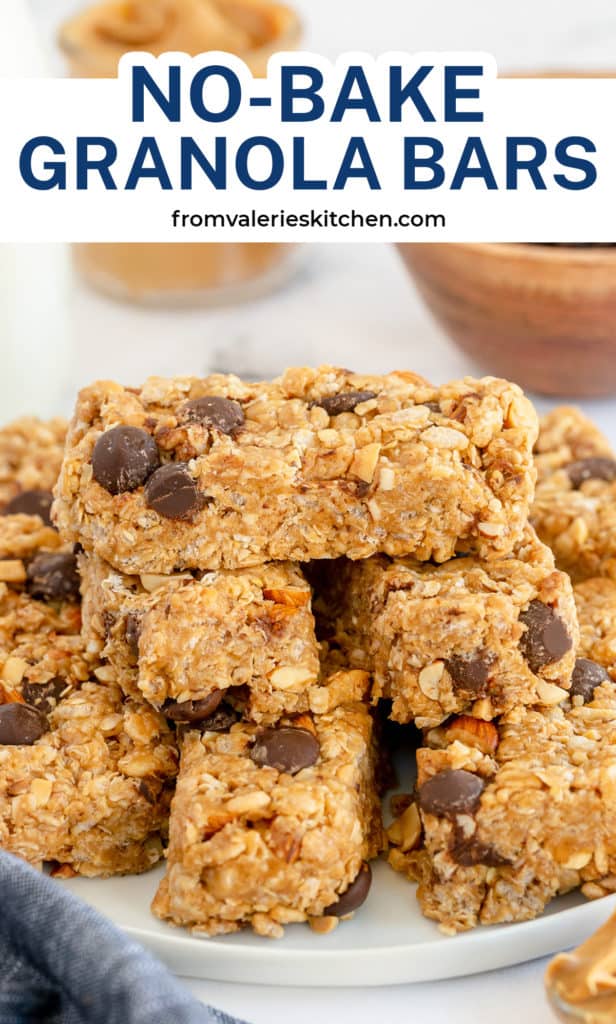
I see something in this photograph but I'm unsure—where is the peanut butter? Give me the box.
[546,910,616,1022]
[59,0,300,304]
[60,0,299,77]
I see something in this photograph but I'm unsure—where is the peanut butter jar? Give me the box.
[59,0,301,305]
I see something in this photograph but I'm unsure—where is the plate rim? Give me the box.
[65,876,616,987]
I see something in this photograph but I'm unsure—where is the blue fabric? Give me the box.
[0,852,246,1024]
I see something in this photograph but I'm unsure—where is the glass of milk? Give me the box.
[0,2,71,422]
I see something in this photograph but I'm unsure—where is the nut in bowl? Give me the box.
[398,241,616,398]
[398,63,616,398]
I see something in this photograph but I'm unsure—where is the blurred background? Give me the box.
[4,0,616,427]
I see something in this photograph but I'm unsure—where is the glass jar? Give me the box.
[59,0,301,306]
[0,4,71,420]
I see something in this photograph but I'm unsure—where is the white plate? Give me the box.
[59,865,616,987]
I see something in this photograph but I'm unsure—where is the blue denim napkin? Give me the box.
[0,852,247,1024]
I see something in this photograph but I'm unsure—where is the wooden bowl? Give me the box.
[398,242,616,397]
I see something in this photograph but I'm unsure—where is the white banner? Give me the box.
[0,51,614,242]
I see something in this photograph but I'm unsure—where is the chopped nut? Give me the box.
[536,679,568,706]
[94,664,116,683]
[422,426,468,449]
[309,915,339,935]
[563,851,592,870]
[417,661,445,701]
[117,751,162,777]
[226,791,271,815]
[387,802,422,853]
[471,697,495,720]
[252,914,284,939]
[270,907,306,924]
[378,466,395,491]
[0,560,26,583]
[387,847,425,881]
[202,812,233,838]
[266,604,298,628]
[289,713,317,736]
[366,499,381,521]
[445,715,499,755]
[317,428,340,447]
[477,522,504,538]
[350,442,381,483]
[140,572,192,592]
[30,777,52,806]
[0,683,25,705]
[581,882,606,900]
[269,666,314,691]
[388,848,410,875]
[2,657,28,686]
[424,726,448,749]
[262,587,309,607]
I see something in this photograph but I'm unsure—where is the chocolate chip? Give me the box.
[124,612,142,657]
[21,677,68,715]
[92,426,160,495]
[323,863,372,917]
[315,390,377,416]
[450,826,510,867]
[4,490,54,525]
[164,690,224,723]
[0,703,48,745]
[418,769,485,818]
[144,463,204,520]
[445,652,492,696]
[423,401,441,413]
[197,702,238,732]
[570,658,610,703]
[26,551,80,602]
[519,600,572,672]
[180,396,244,435]
[566,457,616,489]
[250,726,320,774]
[138,777,161,805]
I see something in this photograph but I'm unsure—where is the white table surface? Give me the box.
[17,1,616,1020]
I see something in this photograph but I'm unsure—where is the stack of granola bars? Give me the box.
[2,366,616,938]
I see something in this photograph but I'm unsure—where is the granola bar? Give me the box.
[80,554,328,724]
[573,576,616,684]
[0,417,67,521]
[388,578,616,933]
[53,368,538,573]
[532,407,616,582]
[152,677,384,937]
[0,515,90,693]
[315,528,578,728]
[0,509,177,875]
[0,679,178,875]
